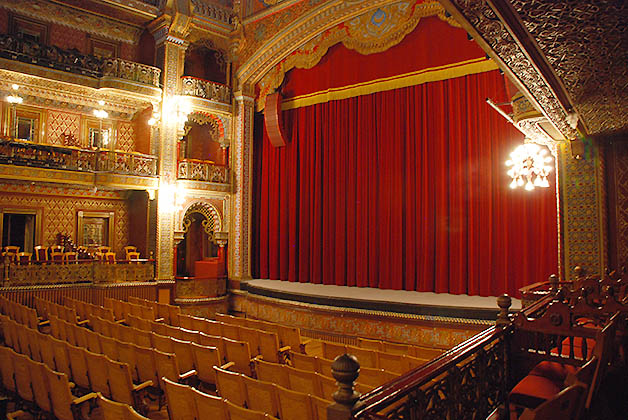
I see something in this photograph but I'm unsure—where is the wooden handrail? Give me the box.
[353,325,507,417]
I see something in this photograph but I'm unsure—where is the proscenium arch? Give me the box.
[236,0,412,88]
[182,202,222,240]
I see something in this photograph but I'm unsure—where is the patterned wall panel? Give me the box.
[47,110,81,146]
[0,182,129,255]
[609,142,628,268]
[116,121,135,152]
[119,42,138,62]
[559,142,606,280]
[50,23,88,54]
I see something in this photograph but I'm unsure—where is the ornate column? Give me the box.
[150,19,190,281]
[230,86,254,282]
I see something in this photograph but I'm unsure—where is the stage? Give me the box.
[242,279,522,321]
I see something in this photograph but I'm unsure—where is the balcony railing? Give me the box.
[178,158,229,183]
[0,138,157,176]
[0,33,161,87]
[190,0,233,25]
[181,76,231,104]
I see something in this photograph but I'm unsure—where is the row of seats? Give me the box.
[0,296,48,330]
[251,357,370,398]
[289,350,396,388]
[0,345,101,420]
[35,296,92,325]
[1,313,154,415]
[127,296,182,325]
[356,337,445,359]
[104,297,161,324]
[319,340,429,374]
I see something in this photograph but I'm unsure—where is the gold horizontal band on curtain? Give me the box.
[281,57,499,110]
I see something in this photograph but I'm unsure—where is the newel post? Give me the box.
[327,354,361,420]
[548,274,559,295]
[496,294,512,327]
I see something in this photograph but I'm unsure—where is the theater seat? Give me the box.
[528,361,578,384]
[509,373,563,409]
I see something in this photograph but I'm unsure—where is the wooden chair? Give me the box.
[290,351,319,372]
[84,350,112,398]
[357,337,383,351]
[286,366,321,397]
[97,246,112,254]
[84,329,103,354]
[50,245,64,254]
[33,245,48,262]
[258,329,290,363]
[106,358,152,414]
[67,344,91,392]
[276,385,315,420]
[4,245,20,254]
[97,394,150,420]
[124,246,137,258]
[104,252,116,264]
[167,305,181,327]
[50,336,73,379]
[25,328,42,362]
[191,342,232,389]
[179,327,201,344]
[151,332,174,353]
[254,358,290,388]
[38,333,57,371]
[50,252,64,263]
[519,384,585,420]
[347,345,378,369]
[63,252,78,264]
[154,349,197,390]
[410,345,445,360]
[44,363,98,420]
[12,352,35,408]
[377,351,404,374]
[226,400,277,420]
[191,388,229,420]
[139,305,155,321]
[199,333,228,363]
[16,252,32,265]
[29,359,53,417]
[310,394,332,420]
[201,319,223,336]
[0,346,17,397]
[224,337,254,376]
[242,375,281,418]
[383,341,410,355]
[131,327,152,348]
[172,338,196,374]
[99,334,119,360]
[214,366,248,407]
[163,377,197,420]
[276,325,310,354]
[127,252,140,261]
[239,326,262,357]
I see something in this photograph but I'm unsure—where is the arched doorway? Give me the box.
[176,202,225,278]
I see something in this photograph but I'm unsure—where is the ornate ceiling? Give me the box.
[441,0,628,140]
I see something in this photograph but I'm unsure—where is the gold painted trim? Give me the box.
[282,58,498,110]
[239,290,494,327]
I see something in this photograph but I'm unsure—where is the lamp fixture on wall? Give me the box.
[6,84,23,139]
[505,142,553,191]
[93,100,109,147]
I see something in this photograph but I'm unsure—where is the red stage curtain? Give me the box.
[253,69,558,297]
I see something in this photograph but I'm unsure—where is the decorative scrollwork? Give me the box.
[182,201,222,235]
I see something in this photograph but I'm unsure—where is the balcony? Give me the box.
[0,137,159,189]
[178,158,229,186]
[180,76,231,105]
[0,33,161,90]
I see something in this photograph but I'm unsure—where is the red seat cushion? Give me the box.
[509,374,563,409]
[528,361,578,383]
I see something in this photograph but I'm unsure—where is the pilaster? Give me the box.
[230,87,255,281]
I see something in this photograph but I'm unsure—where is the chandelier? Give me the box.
[505,143,553,190]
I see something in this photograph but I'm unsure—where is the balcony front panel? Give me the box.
[181,76,231,105]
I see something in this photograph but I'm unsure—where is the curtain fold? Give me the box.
[253,70,558,297]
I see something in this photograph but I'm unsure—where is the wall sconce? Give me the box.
[93,100,109,148]
[159,182,187,213]
[164,95,192,137]
[6,84,23,139]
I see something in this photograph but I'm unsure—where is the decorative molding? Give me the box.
[256,0,459,109]
[0,0,142,43]
[182,200,222,235]
[442,0,578,140]
[510,1,628,136]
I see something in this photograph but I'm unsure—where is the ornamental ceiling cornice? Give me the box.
[1,0,142,43]
[236,0,405,87]
[0,69,158,119]
[255,1,458,110]
[439,0,579,141]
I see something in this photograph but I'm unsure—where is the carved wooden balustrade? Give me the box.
[101,58,161,88]
[97,149,158,176]
[2,259,155,287]
[180,76,231,104]
[0,33,161,87]
[190,0,233,25]
[0,138,157,176]
[178,158,229,183]
[0,138,96,171]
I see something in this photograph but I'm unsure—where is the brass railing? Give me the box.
[0,33,161,87]
[2,259,155,287]
[0,138,157,176]
[180,76,231,104]
[178,158,229,183]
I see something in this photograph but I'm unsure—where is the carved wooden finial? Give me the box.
[573,266,584,279]
[548,274,559,294]
[496,294,512,327]
[327,354,361,420]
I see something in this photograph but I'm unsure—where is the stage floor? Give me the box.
[244,279,522,320]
